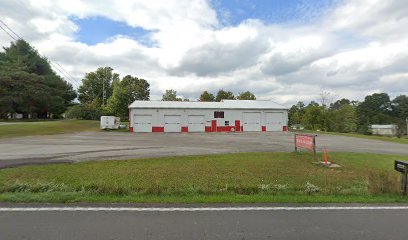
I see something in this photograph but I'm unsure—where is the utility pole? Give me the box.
[102,77,105,106]
[102,68,107,106]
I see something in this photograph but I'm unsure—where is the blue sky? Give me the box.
[72,17,152,45]
[213,0,339,25]
[2,0,405,103]
[73,0,339,45]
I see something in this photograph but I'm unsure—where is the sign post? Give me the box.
[294,134,317,160]
[395,160,408,195]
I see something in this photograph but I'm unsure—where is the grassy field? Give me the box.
[0,152,407,203]
[293,130,408,144]
[0,120,99,138]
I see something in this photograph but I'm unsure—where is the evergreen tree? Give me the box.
[0,40,76,118]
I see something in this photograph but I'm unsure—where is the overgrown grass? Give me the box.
[0,120,99,138]
[0,152,407,203]
[293,130,408,144]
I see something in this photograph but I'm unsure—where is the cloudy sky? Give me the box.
[0,0,407,105]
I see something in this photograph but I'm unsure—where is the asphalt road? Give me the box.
[0,131,407,168]
[1,204,408,240]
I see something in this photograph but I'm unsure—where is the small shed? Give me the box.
[371,124,398,136]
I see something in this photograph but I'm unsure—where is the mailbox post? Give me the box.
[394,160,408,195]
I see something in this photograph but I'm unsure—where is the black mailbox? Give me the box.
[394,160,408,173]
[395,160,408,195]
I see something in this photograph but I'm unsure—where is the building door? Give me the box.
[243,112,261,131]
[188,115,205,132]
[266,112,283,131]
[133,114,152,132]
[164,115,181,132]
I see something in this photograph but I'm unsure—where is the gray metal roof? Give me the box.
[129,100,287,110]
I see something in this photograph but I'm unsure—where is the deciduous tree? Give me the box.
[215,90,235,102]
[162,89,182,101]
[199,91,215,102]
[105,75,150,118]
[237,91,256,100]
[78,67,119,106]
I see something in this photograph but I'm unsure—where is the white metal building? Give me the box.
[128,100,288,133]
[371,124,398,136]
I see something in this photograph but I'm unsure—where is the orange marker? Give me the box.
[324,147,329,165]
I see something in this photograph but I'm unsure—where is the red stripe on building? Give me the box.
[262,126,266,132]
[181,127,188,132]
[216,126,235,132]
[205,126,212,132]
[129,111,132,132]
[152,127,164,132]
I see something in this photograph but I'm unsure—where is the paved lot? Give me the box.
[1,203,408,240]
[0,131,407,168]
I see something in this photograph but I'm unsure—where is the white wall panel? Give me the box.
[243,112,261,131]
[164,115,181,132]
[266,112,284,131]
[188,115,205,132]
[133,114,152,132]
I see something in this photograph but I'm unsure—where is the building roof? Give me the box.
[129,100,288,110]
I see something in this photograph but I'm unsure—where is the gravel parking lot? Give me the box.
[0,131,407,168]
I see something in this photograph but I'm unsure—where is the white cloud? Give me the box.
[0,0,407,105]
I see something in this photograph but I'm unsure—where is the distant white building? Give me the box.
[128,100,288,133]
[371,124,398,136]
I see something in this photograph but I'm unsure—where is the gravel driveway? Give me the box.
[0,131,407,168]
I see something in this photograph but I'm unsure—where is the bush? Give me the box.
[304,181,320,194]
[65,104,103,120]
[367,171,399,194]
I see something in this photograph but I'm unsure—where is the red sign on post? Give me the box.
[294,134,317,159]
[295,134,315,150]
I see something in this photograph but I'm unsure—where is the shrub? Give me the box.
[304,181,320,194]
[65,104,103,120]
[367,171,399,194]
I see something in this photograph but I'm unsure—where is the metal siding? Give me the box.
[130,107,288,133]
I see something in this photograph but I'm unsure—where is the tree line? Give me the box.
[161,89,256,102]
[68,66,258,120]
[289,93,408,135]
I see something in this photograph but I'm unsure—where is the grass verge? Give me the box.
[293,130,408,144]
[0,120,99,138]
[0,152,408,203]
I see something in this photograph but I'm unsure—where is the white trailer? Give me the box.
[100,116,120,130]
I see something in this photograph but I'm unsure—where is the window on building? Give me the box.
[225,121,229,126]
[214,111,224,118]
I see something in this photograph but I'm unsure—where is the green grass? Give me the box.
[0,120,99,138]
[0,152,407,203]
[293,130,408,144]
